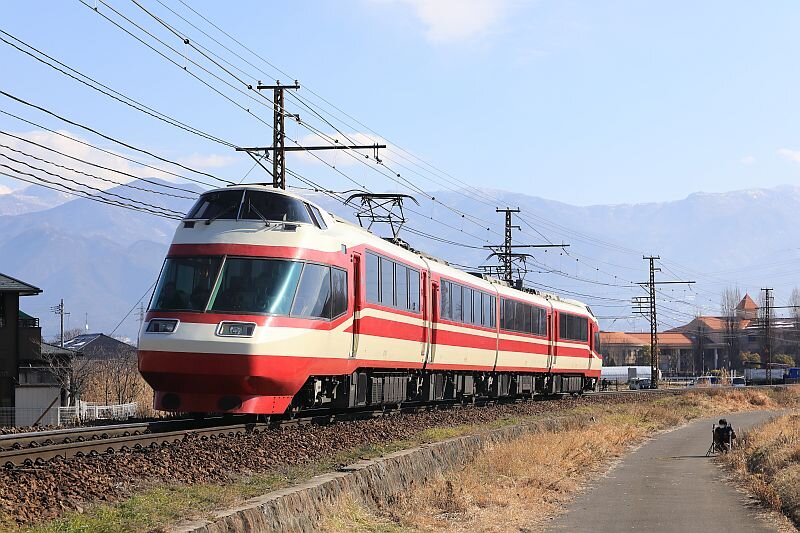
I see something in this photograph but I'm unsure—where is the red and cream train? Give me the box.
[138,185,602,415]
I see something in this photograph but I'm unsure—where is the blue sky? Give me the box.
[3,0,800,205]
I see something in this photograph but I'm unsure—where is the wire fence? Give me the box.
[0,401,138,428]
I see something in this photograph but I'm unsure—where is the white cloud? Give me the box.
[0,184,12,195]
[740,155,756,165]
[291,132,388,168]
[778,148,800,163]
[378,0,511,43]
[0,130,229,193]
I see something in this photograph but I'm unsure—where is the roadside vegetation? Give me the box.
[322,387,800,532]
[721,411,800,528]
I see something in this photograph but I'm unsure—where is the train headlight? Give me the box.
[146,319,179,333]
[217,321,256,337]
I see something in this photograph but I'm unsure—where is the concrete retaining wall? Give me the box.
[172,414,590,533]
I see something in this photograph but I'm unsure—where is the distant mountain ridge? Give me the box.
[2,180,799,340]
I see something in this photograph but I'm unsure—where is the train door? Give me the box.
[427,279,439,366]
[350,253,362,358]
[420,269,430,364]
[587,322,594,370]
[548,310,558,370]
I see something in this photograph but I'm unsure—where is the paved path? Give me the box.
[545,411,784,533]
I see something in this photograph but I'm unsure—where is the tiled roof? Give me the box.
[737,293,759,311]
[40,342,77,357]
[601,331,692,347]
[600,332,645,346]
[0,273,41,295]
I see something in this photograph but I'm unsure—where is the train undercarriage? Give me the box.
[292,370,598,413]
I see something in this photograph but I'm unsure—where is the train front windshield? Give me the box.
[151,257,223,311]
[150,256,306,315]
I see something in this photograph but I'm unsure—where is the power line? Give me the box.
[0,168,181,219]
[0,28,236,148]
[0,108,207,192]
[0,90,232,186]
[0,137,196,201]
[0,151,184,216]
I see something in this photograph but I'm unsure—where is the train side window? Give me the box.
[452,283,463,322]
[291,263,332,319]
[534,307,547,336]
[380,257,394,306]
[559,313,588,341]
[366,252,379,304]
[408,269,420,313]
[522,303,532,333]
[473,291,482,326]
[331,268,348,318]
[500,298,509,330]
[482,293,491,327]
[490,296,496,327]
[440,280,451,319]
[531,306,540,335]
[512,301,524,332]
[395,263,408,310]
[306,204,328,229]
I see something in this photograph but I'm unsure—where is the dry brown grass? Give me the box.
[322,387,800,532]
[722,412,800,526]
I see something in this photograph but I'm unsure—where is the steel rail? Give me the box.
[0,384,787,468]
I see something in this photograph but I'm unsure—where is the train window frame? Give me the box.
[409,269,421,313]
[559,312,589,342]
[440,280,451,320]
[331,267,348,318]
[290,263,332,319]
[185,189,245,222]
[365,250,421,314]
[366,252,380,305]
[499,297,548,336]
[305,203,329,229]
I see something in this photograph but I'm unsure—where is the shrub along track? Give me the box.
[0,388,736,527]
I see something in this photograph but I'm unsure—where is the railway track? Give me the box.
[0,385,773,468]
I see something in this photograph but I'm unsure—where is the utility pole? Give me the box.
[644,256,660,387]
[483,208,567,286]
[497,207,519,285]
[762,287,773,385]
[50,299,69,348]
[236,80,386,189]
[636,257,695,389]
[137,302,146,344]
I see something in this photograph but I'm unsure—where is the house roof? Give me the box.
[600,331,645,346]
[601,331,692,347]
[737,293,759,311]
[0,273,42,295]
[40,342,77,358]
[626,332,693,347]
[62,333,135,359]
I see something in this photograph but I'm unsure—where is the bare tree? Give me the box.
[83,347,145,406]
[39,346,97,407]
[721,287,742,370]
[789,288,800,361]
